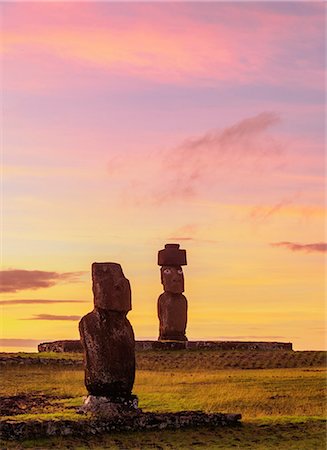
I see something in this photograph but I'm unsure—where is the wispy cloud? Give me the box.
[3,3,323,90]
[156,112,281,203]
[270,242,327,253]
[250,193,300,222]
[213,336,287,340]
[24,314,81,321]
[115,112,283,206]
[166,237,196,242]
[0,270,85,293]
[0,299,86,305]
[167,224,218,244]
[172,111,280,158]
[167,224,199,242]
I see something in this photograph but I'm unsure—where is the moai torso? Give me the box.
[79,263,135,398]
[158,292,187,341]
[157,244,188,341]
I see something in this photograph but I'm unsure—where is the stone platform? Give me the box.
[38,339,292,352]
[0,411,242,440]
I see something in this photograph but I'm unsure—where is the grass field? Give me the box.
[1,349,326,369]
[0,350,326,449]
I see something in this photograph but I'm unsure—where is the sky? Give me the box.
[1,1,325,352]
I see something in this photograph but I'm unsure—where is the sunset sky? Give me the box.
[1,1,325,352]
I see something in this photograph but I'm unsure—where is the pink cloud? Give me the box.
[0,270,85,293]
[270,242,327,253]
[167,224,199,241]
[2,3,324,90]
[114,109,323,213]
[0,299,85,305]
[164,111,281,173]
[116,112,283,205]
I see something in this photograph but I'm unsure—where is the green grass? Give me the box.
[0,350,326,448]
[1,418,325,449]
[137,368,326,418]
[1,366,325,419]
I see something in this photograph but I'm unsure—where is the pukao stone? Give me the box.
[158,243,187,266]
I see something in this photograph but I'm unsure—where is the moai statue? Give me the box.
[79,262,138,415]
[157,244,188,341]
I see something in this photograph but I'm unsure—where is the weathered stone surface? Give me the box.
[152,340,187,350]
[37,339,294,353]
[185,341,294,351]
[92,262,131,312]
[38,340,83,353]
[79,262,136,401]
[78,394,140,417]
[0,411,242,440]
[158,292,187,341]
[158,243,187,266]
[79,309,135,397]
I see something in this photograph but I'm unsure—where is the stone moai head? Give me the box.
[92,262,131,312]
[158,244,187,294]
[160,266,184,294]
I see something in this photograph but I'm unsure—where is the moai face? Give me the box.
[161,266,184,294]
[92,262,131,312]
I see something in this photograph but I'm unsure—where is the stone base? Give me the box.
[38,339,293,353]
[138,340,293,351]
[0,411,242,440]
[38,340,83,353]
[78,394,140,417]
[155,340,187,350]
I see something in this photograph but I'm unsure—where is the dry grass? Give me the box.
[136,349,326,371]
[0,366,325,420]
[1,349,326,371]
[136,368,326,418]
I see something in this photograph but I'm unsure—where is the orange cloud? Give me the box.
[270,242,327,253]
[250,202,325,222]
[23,314,81,321]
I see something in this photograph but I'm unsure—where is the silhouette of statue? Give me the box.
[157,244,188,341]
